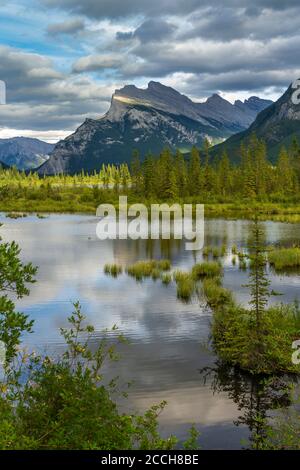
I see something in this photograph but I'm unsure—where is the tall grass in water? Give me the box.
[126,259,171,280]
[161,273,172,285]
[104,263,123,277]
[173,271,195,301]
[202,245,227,258]
[268,247,300,270]
[202,278,232,308]
[191,261,222,279]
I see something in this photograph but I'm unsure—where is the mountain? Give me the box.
[0,137,54,170]
[211,82,300,163]
[39,81,272,174]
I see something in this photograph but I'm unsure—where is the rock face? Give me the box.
[0,137,53,170]
[39,81,272,174]
[212,82,300,162]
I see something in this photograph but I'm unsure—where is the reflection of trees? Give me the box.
[200,361,296,449]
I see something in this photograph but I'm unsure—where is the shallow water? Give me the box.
[1,213,300,449]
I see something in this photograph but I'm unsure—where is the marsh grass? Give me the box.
[202,245,227,259]
[239,259,247,270]
[172,271,195,300]
[6,212,27,219]
[126,259,171,281]
[231,245,238,255]
[161,273,172,285]
[104,263,123,277]
[151,268,161,280]
[191,261,222,279]
[268,247,300,270]
[202,278,232,308]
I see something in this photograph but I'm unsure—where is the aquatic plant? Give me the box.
[104,263,123,277]
[191,261,222,279]
[268,247,300,270]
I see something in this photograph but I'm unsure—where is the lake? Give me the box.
[1,213,300,449]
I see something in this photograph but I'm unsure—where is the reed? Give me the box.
[268,247,300,270]
[161,273,172,285]
[173,271,195,300]
[104,263,123,277]
[191,261,222,279]
[202,278,233,308]
[126,259,171,280]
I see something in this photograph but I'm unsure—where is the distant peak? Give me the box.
[207,93,228,103]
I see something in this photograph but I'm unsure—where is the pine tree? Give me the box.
[203,138,214,195]
[244,219,270,332]
[130,150,143,195]
[143,153,156,198]
[188,146,201,196]
[158,148,178,199]
[277,147,295,194]
[174,150,188,197]
[218,151,231,197]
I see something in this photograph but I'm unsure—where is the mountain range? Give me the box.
[0,137,53,170]
[38,81,272,175]
[212,82,300,162]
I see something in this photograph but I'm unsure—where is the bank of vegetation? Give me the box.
[1,135,300,222]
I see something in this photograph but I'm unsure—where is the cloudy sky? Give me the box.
[0,0,300,142]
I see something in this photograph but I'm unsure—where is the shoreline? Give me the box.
[2,201,300,223]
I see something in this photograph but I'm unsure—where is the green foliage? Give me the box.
[268,247,300,270]
[173,271,195,301]
[259,391,300,450]
[0,234,36,362]
[126,259,170,281]
[212,302,300,375]
[0,303,181,450]
[243,220,271,332]
[160,273,172,285]
[191,261,222,279]
[202,278,232,308]
[1,135,300,216]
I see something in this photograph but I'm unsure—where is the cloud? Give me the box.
[72,54,124,73]
[2,0,300,139]
[47,18,85,36]
[116,19,176,44]
[41,0,300,19]
[0,46,118,132]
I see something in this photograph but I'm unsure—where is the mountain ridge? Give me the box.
[0,137,54,170]
[38,81,272,175]
[211,82,300,162]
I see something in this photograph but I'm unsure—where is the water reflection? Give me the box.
[200,362,298,449]
[0,214,300,449]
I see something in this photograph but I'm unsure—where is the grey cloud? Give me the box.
[72,54,124,73]
[41,0,300,20]
[133,19,176,43]
[116,19,176,43]
[47,18,85,36]
[0,46,114,131]
[180,70,296,97]
[183,6,300,42]
[116,31,134,41]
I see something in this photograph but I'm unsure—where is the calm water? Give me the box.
[1,213,300,449]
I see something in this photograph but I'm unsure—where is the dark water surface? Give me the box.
[1,214,300,449]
